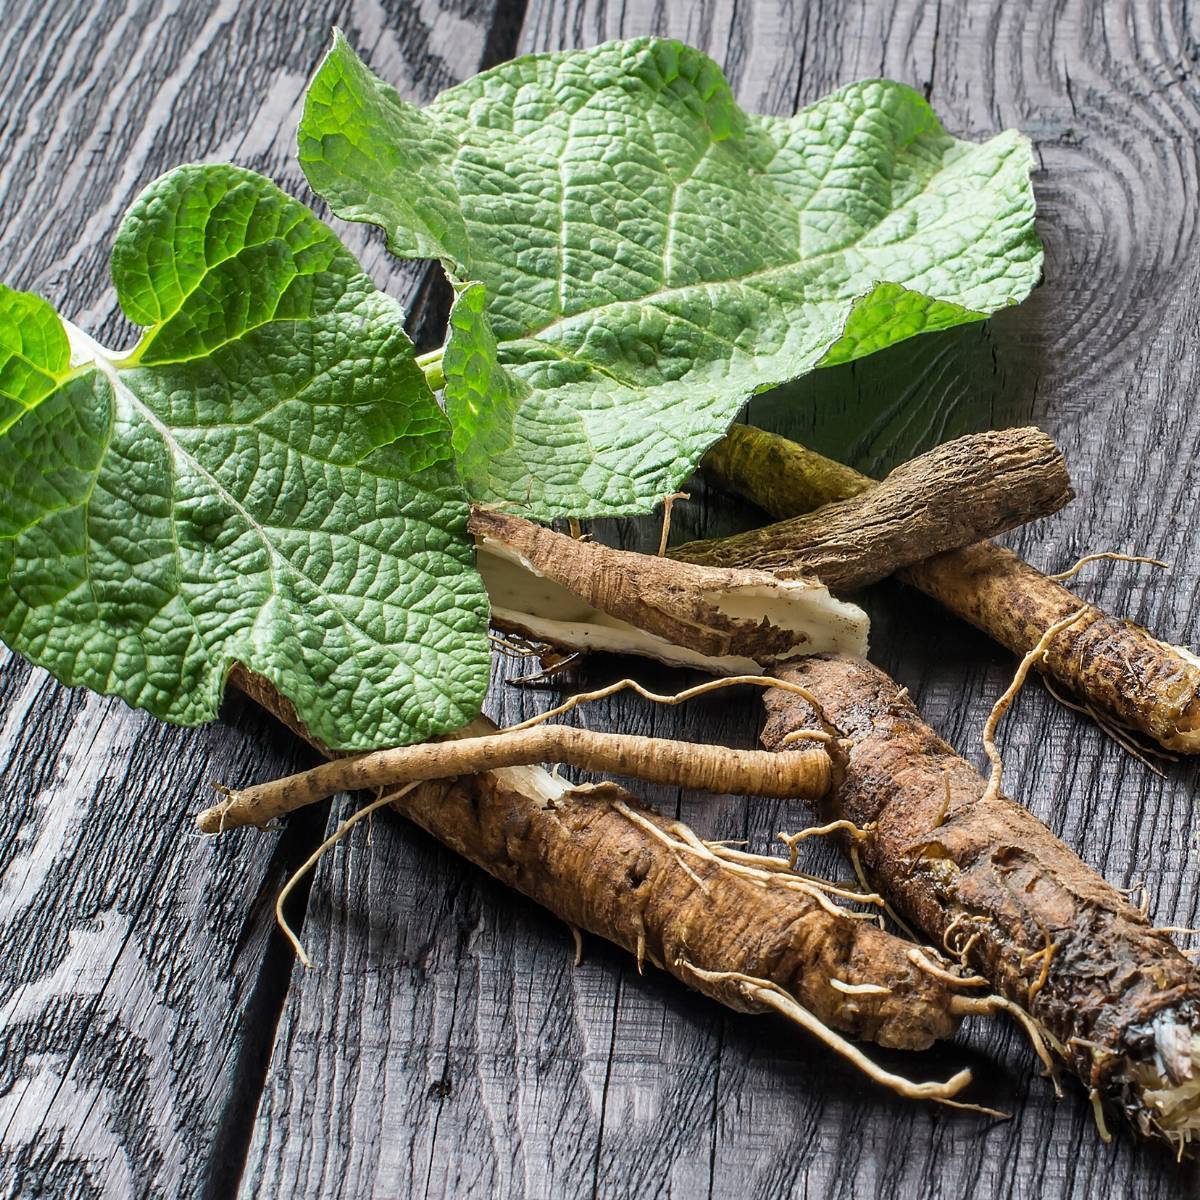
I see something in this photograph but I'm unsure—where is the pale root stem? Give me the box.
[906,947,989,989]
[1047,551,1170,582]
[198,726,830,834]
[679,962,994,1112]
[569,923,585,967]
[699,839,796,874]
[621,804,875,919]
[691,835,885,905]
[275,783,420,968]
[981,608,1089,804]
[657,491,690,557]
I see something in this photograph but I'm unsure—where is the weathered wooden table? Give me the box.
[3,1,1200,1196]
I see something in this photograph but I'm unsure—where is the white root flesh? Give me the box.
[1134,1015,1200,1152]
[474,510,869,675]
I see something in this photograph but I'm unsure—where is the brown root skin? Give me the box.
[471,506,869,672]
[392,765,968,1054]
[674,427,1072,591]
[223,676,993,1095]
[703,426,873,515]
[907,545,1200,753]
[761,653,1200,1147]
[703,424,1200,753]
[196,726,832,834]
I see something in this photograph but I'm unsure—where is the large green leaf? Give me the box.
[0,165,491,751]
[300,35,1042,519]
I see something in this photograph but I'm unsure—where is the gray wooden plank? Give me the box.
[0,1,501,1196]
[240,1,1200,1197]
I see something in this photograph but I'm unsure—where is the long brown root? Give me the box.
[224,679,1001,1106]
[761,654,1200,1149]
[702,424,1200,753]
[674,427,1072,590]
[385,754,982,1057]
[197,725,831,834]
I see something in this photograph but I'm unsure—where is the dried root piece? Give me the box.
[702,424,1200,753]
[761,654,1200,1150]
[674,427,1072,590]
[471,506,868,674]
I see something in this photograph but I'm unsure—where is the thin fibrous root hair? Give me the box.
[1046,550,1170,582]
[778,820,872,868]
[503,672,832,734]
[981,608,1089,803]
[275,782,420,967]
[907,947,989,989]
[679,961,1007,1116]
[609,798,877,919]
[954,992,1066,1095]
[690,835,875,903]
[1041,675,1175,776]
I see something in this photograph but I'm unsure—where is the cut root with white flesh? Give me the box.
[471,507,869,674]
[1134,1015,1200,1155]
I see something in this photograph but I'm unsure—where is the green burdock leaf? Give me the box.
[0,164,491,751]
[301,35,1042,519]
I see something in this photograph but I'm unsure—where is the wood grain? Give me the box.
[5,0,1200,1197]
